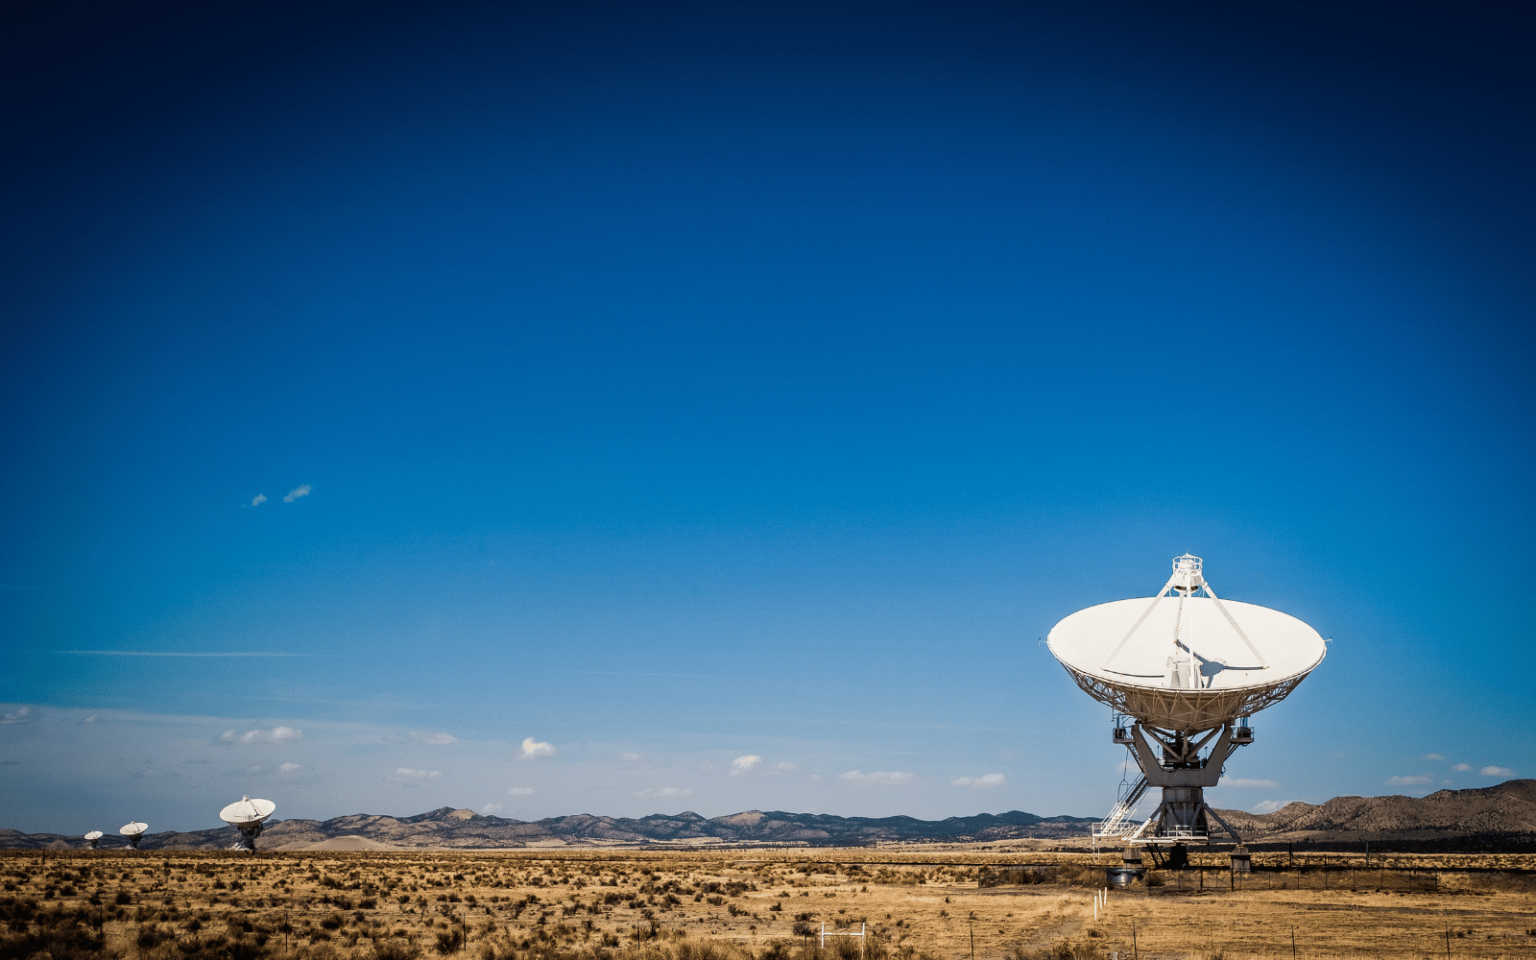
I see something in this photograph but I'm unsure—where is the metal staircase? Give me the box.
[1093,775,1148,840]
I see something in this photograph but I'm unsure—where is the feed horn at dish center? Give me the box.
[1047,554,1326,848]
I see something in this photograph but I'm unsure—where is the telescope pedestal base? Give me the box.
[231,822,263,853]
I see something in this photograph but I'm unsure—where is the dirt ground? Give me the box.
[2,848,1533,960]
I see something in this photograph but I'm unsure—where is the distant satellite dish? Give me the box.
[121,822,148,850]
[83,830,103,850]
[220,796,275,852]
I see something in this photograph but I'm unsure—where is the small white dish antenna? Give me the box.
[83,830,103,850]
[220,796,275,852]
[121,822,148,850]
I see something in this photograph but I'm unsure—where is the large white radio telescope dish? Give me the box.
[121,822,148,850]
[221,796,276,852]
[1047,554,1328,849]
[1048,590,1325,731]
[219,797,276,825]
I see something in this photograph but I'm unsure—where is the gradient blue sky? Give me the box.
[2,0,1532,835]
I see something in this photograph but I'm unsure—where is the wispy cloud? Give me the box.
[506,787,535,796]
[635,787,693,798]
[519,737,555,759]
[218,726,304,745]
[621,752,643,762]
[1253,800,1298,814]
[410,731,458,745]
[278,762,304,773]
[79,714,99,724]
[730,755,761,777]
[388,768,443,782]
[1386,775,1432,786]
[251,494,268,507]
[839,770,913,785]
[1481,765,1515,777]
[1224,778,1278,789]
[2,706,40,724]
[1423,753,1445,761]
[283,484,312,503]
[773,762,795,773]
[1452,763,1471,772]
[951,773,1006,788]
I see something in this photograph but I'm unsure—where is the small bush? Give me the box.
[373,940,423,960]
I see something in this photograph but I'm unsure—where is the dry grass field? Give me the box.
[2,848,1533,960]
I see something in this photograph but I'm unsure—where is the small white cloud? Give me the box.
[951,773,1007,788]
[388,768,443,782]
[251,494,268,507]
[1386,775,1432,787]
[1,706,39,724]
[840,770,913,785]
[506,787,535,796]
[1423,753,1445,761]
[283,484,311,503]
[79,714,99,724]
[481,803,506,814]
[731,755,761,777]
[278,762,304,773]
[774,762,796,773]
[218,726,303,745]
[1223,778,1279,789]
[1452,763,1472,772]
[411,731,458,745]
[519,737,555,759]
[1481,765,1515,777]
[621,752,642,762]
[635,787,693,798]
[1253,800,1297,814]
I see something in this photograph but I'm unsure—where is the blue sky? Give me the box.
[2,0,1532,834]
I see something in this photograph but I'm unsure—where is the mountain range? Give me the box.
[1218,778,1536,849]
[0,807,1095,851]
[4,779,1533,851]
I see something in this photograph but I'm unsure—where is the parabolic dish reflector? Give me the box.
[219,797,276,825]
[84,830,103,841]
[1048,594,1325,731]
[121,822,147,836]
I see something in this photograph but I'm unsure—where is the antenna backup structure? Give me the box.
[83,830,103,850]
[219,796,275,852]
[1047,555,1325,850]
